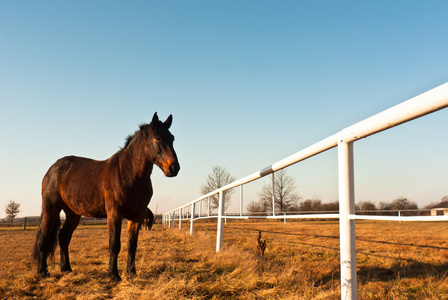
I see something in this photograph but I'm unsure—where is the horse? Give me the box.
[32,113,180,281]
[143,207,155,231]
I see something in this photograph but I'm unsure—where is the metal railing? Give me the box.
[163,82,448,300]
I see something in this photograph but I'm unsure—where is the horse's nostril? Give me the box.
[169,163,180,175]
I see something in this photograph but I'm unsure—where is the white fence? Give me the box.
[163,82,448,300]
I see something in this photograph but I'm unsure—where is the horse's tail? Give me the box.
[32,213,61,261]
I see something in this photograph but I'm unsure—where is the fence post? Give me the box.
[172,212,175,229]
[190,203,195,236]
[272,172,276,216]
[240,185,243,217]
[216,190,224,252]
[208,197,211,217]
[179,208,182,230]
[338,141,357,300]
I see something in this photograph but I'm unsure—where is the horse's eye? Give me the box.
[155,136,161,142]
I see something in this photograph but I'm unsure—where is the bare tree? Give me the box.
[5,200,21,219]
[298,198,339,212]
[379,197,418,210]
[246,200,268,215]
[356,201,377,211]
[201,165,235,212]
[299,198,322,211]
[258,169,301,212]
[426,196,448,209]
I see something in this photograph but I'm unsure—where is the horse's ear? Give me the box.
[164,114,173,128]
[151,112,159,124]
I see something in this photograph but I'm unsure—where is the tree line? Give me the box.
[200,165,447,215]
[5,166,447,220]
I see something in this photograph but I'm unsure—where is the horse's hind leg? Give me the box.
[33,206,61,277]
[59,208,81,272]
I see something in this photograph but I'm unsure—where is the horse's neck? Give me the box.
[117,144,154,184]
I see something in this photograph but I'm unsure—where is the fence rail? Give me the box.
[164,82,448,300]
[0,217,110,230]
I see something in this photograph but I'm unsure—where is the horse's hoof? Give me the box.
[109,272,122,282]
[61,266,73,273]
[127,267,137,276]
[61,268,72,273]
[38,270,50,278]
[126,270,137,278]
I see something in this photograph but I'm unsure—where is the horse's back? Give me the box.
[44,155,103,184]
[42,156,110,217]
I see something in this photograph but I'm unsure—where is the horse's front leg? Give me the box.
[107,213,123,281]
[127,220,142,275]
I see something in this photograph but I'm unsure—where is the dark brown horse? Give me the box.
[143,207,155,231]
[33,113,180,280]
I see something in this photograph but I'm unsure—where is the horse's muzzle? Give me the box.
[166,162,180,177]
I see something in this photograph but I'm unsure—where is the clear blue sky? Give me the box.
[1,1,447,217]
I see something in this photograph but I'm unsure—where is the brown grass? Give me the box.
[1,220,448,299]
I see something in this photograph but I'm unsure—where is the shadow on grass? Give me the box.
[224,225,448,251]
[320,261,448,287]
[358,261,448,282]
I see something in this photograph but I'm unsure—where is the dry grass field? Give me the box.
[1,219,448,299]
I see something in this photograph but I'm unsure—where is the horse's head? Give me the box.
[147,113,180,177]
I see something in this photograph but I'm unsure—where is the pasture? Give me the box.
[1,220,448,299]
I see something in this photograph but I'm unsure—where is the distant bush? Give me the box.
[379,197,418,210]
[425,196,448,209]
[297,198,338,212]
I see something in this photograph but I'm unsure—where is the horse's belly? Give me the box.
[59,182,107,218]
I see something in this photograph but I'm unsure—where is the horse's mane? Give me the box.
[122,123,153,149]
[123,135,134,149]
